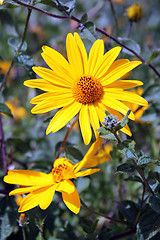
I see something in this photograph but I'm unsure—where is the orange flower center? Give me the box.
[73,75,103,104]
[52,163,72,182]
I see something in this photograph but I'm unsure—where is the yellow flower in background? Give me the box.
[0,0,3,4]
[24,32,148,145]
[0,61,15,84]
[96,143,113,162]
[123,88,148,121]
[4,138,107,214]
[5,98,27,122]
[127,2,143,22]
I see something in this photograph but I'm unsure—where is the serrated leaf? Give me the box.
[116,163,135,174]
[118,37,141,55]
[119,200,138,224]
[147,49,160,64]
[117,140,138,160]
[0,103,13,118]
[81,13,88,24]
[137,209,160,240]
[97,127,117,141]
[115,110,131,131]
[138,155,155,166]
[149,195,160,214]
[0,213,13,240]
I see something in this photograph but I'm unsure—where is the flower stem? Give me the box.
[108,0,119,36]
[11,0,160,79]
[81,199,128,225]
[0,0,34,92]
[56,114,79,159]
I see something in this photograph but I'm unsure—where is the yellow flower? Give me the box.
[24,32,148,145]
[0,0,3,4]
[127,2,143,22]
[123,88,148,121]
[4,138,106,214]
[5,99,27,122]
[96,143,112,162]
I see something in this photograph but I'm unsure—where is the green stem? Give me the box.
[56,114,79,159]
[81,199,128,225]
[0,1,33,92]
[108,0,119,36]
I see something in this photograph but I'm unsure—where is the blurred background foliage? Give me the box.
[0,0,160,239]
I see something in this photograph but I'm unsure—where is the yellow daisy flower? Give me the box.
[4,138,106,214]
[24,32,148,145]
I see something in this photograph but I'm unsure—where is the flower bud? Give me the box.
[127,2,143,22]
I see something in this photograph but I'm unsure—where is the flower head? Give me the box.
[127,2,143,22]
[4,138,106,214]
[0,0,3,4]
[24,32,148,145]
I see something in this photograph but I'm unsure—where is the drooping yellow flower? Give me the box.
[24,32,148,145]
[127,2,143,22]
[123,88,148,121]
[4,138,106,214]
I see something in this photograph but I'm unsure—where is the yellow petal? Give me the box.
[105,80,144,89]
[95,47,121,79]
[74,32,88,73]
[46,101,82,135]
[75,168,100,177]
[4,170,54,186]
[53,158,74,168]
[79,104,92,145]
[39,185,56,210]
[101,61,142,86]
[88,39,104,75]
[94,102,106,123]
[31,95,74,114]
[74,137,104,173]
[104,59,129,75]
[66,33,84,77]
[18,185,56,212]
[56,180,75,194]
[104,90,148,106]
[62,186,81,214]
[9,185,46,196]
[32,67,73,87]
[101,97,135,120]
[89,104,100,139]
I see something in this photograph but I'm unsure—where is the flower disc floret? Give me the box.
[73,75,103,104]
[52,163,74,182]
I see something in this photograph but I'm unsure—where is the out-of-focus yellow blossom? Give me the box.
[5,98,27,122]
[0,0,3,4]
[0,61,15,84]
[127,2,143,22]
[15,195,27,226]
[96,143,112,162]
[123,88,148,122]
[4,138,107,214]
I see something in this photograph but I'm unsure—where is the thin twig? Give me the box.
[0,114,7,174]
[109,228,136,240]
[81,199,128,225]
[11,0,160,79]
[55,114,79,159]
[0,0,34,92]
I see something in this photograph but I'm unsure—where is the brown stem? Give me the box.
[81,200,128,225]
[11,0,160,79]
[0,114,7,174]
[55,0,70,16]
[109,228,136,240]
[55,114,79,159]
[0,0,34,92]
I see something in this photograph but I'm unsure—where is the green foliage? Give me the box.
[0,103,13,118]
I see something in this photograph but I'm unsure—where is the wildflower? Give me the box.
[127,2,143,22]
[24,32,148,145]
[4,138,106,214]
[0,61,15,84]
[0,0,3,4]
[5,98,27,122]
[96,142,112,162]
[123,88,148,121]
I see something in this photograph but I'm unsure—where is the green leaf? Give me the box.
[0,103,13,118]
[64,146,84,162]
[138,155,156,166]
[37,0,57,8]
[97,127,117,141]
[81,218,98,234]
[147,49,160,64]
[81,13,88,24]
[116,163,135,174]
[118,37,141,55]
[125,175,143,183]
[143,84,160,102]
[3,1,20,8]
[81,28,97,44]
[119,200,138,224]
[117,140,138,160]
[115,110,131,131]
[0,213,13,240]
[149,195,160,214]
[137,209,160,240]
[65,0,76,13]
